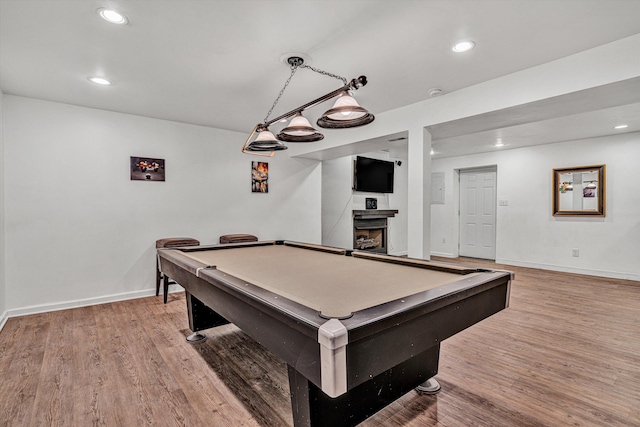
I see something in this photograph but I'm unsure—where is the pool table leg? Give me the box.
[287,345,440,427]
[185,292,230,343]
[155,257,161,297]
[415,378,441,394]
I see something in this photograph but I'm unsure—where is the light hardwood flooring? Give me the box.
[1,258,639,426]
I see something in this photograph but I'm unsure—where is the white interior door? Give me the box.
[459,168,497,259]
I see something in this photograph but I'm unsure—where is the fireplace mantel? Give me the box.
[353,209,398,219]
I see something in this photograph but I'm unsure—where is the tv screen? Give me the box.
[354,156,394,193]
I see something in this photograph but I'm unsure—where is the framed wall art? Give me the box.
[252,161,268,193]
[130,156,165,181]
[552,164,605,216]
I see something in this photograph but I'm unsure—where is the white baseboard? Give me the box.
[495,258,640,282]
[388,250,408,257]
[430,251,456,258]
[1,284,185,333]
[389,251,455,258]
[0,310,8,334]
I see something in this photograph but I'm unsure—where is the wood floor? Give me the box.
[1,259,639,426]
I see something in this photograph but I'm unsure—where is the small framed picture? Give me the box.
[366,198,378,209]
[131,157,165,181]
[252,161,268,193]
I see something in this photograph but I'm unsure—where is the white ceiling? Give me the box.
[2,0,640,158]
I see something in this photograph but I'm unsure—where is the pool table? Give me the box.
[157,240,512,427]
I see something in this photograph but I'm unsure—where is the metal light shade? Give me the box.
[317,92,374,129]
[277,113,324,142]
[245,129,288,152]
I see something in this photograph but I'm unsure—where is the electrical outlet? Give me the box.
[572,248,579,257]
[442,238,446,244]
[499,199,509,206]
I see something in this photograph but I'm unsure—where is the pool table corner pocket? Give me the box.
[318,318,348,398]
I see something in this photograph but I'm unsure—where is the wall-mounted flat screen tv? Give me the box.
[353,156,394,193]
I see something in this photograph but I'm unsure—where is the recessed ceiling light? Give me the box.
[452,40,475,53]
[88,77,112,85]
[98,8,128,25]
[614,124,628,129]
[494,139,504,147]
[430,148,435,155]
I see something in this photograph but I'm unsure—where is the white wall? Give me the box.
[322,152,408,255]
[3,95,322,315]
[322,156,353,249]
[431,132,640,281]
[0,90,6,328]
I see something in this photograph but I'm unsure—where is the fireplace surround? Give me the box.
[352,209,398,254]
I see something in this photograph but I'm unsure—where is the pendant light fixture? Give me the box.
[242,56,374,156]
[277,113,324,142]
[243,126,288,152]
[317,91,374,128]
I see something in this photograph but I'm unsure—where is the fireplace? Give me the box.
[354,217,387,253]
[352,210,398,254]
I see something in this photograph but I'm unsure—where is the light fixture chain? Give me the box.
[263,66,298,123]
[300,64,348,85]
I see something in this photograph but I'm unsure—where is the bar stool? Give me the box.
[156,237,200,303]
[219,234,258,244]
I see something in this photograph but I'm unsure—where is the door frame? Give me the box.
[453,165,498,259]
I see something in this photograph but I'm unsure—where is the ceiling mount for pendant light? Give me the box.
[241,55,374,156]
